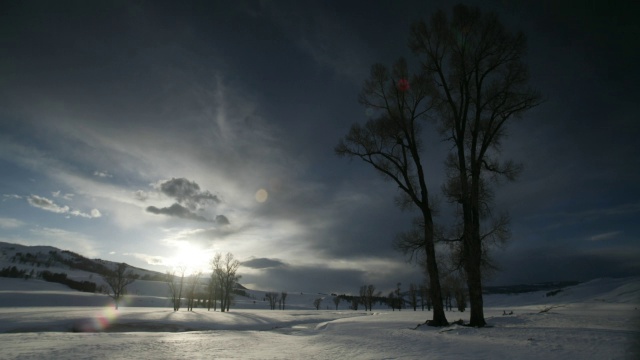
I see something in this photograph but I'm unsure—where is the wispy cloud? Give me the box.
[0,217,24,229]
[588,231,622,241]
[258,2,370,83]
[124,252,168,266]
[533,202,640,230]
[2,194,23,201]
[242,257,287,269]
[26,227,100,257]
[26,194,101,219]
[52,190,74,200]
[93,170,112,178]
[27,194,69,214]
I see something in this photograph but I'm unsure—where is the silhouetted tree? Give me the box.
[332,296,341,310]
[166,267,186,311]
[185,271,202,312]
[336,58,448,326]
[408,283,419,311]
[395,282,403,311]
[388,291,396,311]
[408,4,541,327]
[419,284,428,311]
[211,252,241,312]
[313,297,322,310]
[281,291,288,310]
[102,263,136,310]
[207,270,218,311]
[265,292,279,310]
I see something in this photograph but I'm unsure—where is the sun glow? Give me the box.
[168,242,211,275]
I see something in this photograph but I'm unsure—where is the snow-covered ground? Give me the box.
[0,276,639,359]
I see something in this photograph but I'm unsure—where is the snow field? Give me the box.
[0,273,638,359]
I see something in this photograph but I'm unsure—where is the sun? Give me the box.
[168,242,210,275]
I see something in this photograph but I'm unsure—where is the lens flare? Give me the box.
[397,78,410,92]
[75,306,120,332]
[255,189,268,203]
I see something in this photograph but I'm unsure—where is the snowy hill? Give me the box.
[1,241,639,311]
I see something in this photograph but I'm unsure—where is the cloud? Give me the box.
[133,190,149,201]
[0,217,24,229]
[93,170,112,178]
[588,231,622,241]
[26,194,101,219]
[146,203,209,222]
[52,191,74,200]
[3,194,23,201]
[156,178,219,210]
[124,252,167,266]
[26,227,99,257]
[215,215,230,225]
[242,257,287,269]
[27,194,70,214]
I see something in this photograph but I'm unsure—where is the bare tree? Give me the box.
[280,291,288,310]
[359,284,378,311]
[359,286,368,311]
[419,284,428,311]
[102,262,136,310]
[211,252,241,312]
[313,297,323,310]
[332,296,341,310]
[408,4,541,327]
[395,282,403,311]
[408,283,419,311]
[166,267,186,311]
[336,58,448,326]
[207,270,218,311]
[387,291,396,311]
[185,271,202,312]
[265,292,279,310]
[350,297,360,311]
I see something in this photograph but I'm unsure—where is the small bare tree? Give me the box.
[332,296,341,310]
[102,262,136,310]
[265,292,279,310]
[350,297,360,311]
[207,271,218,311]
[166,267,186,311]
[313,297,323,310]
[408,283,419,311]
[185,271,202,312]
[280,291,288,310]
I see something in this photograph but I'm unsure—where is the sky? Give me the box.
[1,0,639,294]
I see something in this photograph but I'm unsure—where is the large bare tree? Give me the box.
[336,58,448,326]
[409,4,541,327]
[102,262,136,310]
[211,252,241,312]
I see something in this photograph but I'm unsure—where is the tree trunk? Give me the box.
[423,212,448,326]
[464,175,486,327]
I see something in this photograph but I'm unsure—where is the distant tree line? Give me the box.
[330,280,467,313]
[0,266,99,292]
